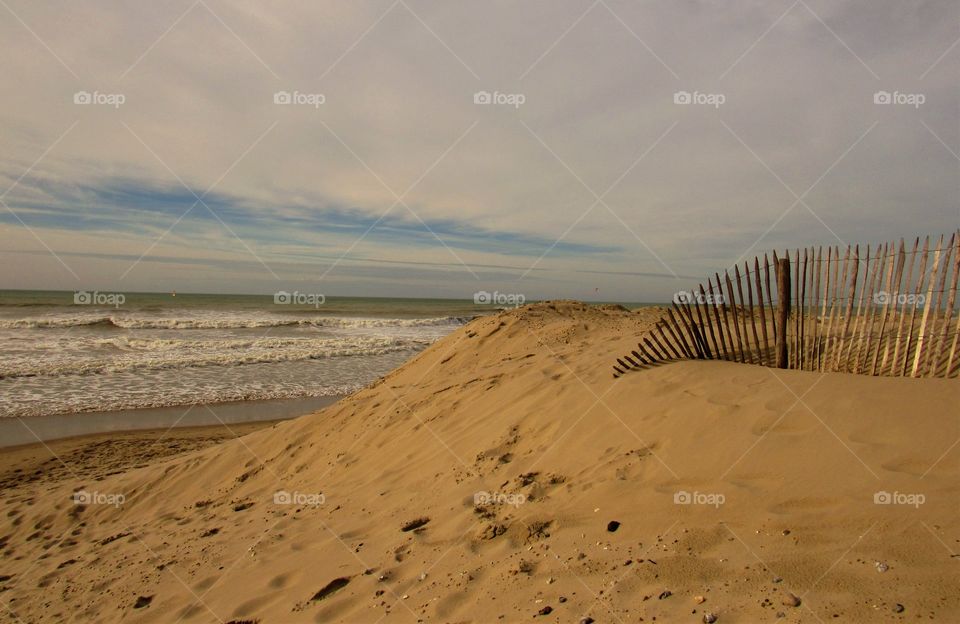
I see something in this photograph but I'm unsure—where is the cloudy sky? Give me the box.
[0,0,957,302]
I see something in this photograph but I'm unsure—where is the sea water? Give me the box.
[0,291,488,418]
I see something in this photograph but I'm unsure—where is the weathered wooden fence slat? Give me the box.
[611,232,960,380]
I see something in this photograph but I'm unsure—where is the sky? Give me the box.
[0,0,957,302]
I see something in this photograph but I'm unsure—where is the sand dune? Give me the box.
[2,301,958,623]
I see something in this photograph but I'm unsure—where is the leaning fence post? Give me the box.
[776,258,791,368]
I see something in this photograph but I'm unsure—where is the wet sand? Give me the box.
[0,395,341,448]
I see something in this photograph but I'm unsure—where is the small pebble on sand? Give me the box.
[782,593,801,607]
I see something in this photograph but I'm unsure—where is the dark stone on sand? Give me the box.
[580,618,595,624]
[894,603,905,613]
[538,606,553,615]
[658,590,672,600]
[607,520,621,532]
[133,595,153,609]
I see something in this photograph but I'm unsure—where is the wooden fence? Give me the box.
[613,232,960,379]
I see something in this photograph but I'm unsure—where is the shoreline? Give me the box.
[0,395,341,449]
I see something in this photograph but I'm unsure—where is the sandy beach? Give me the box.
[2,302,957,623]
[4,2,958,621]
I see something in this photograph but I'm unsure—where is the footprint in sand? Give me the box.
[768,497,845,514]
[880,456,934,477]
[400,517,430,532]
[310,577,351,602]
[268,572,292,589]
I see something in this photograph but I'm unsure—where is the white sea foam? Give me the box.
[0,335,432,379]
[0,314,468,329]
[0,304,470,418]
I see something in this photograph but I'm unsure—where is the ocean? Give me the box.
[0,290,489,419]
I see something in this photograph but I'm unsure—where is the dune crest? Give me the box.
[3,301,957,623]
